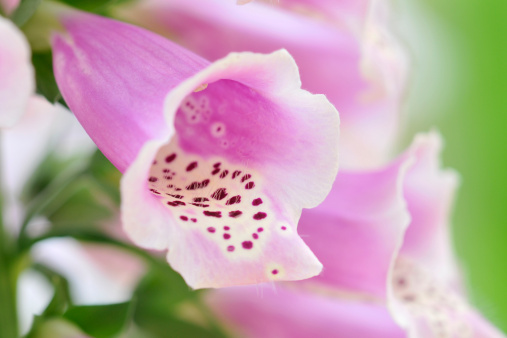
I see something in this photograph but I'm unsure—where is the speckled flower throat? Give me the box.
[146,80,294,276]
[392,259,473,337]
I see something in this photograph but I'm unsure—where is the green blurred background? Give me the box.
[399,0,507,332]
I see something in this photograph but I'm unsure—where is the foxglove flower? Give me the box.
[51,11,340,288]
[207,132,506,337]
[0,15,34,128]
[114,0,408,168]
[0,0,19,15]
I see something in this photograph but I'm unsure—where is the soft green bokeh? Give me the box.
[400,0,507,332]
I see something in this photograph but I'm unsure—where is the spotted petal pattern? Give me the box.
[52,11,340,288]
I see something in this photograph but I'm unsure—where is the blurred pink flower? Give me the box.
[0,0,19,15]
[0,15,34,128]
[115,0,408,169]
[207,132,506,337]
[51,11,340,289]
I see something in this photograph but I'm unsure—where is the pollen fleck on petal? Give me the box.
[194,83,208,92]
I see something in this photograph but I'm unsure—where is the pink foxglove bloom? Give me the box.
[0,0,19,15]
[115,0,408,169]
[51,11,340,288]
[207,132,506,337]
[0,15,34,128]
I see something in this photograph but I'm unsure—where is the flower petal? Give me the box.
[0,0,20,15]
[390,258,506,338]
[400,131,461,285]
[114,0,407,169]
[0,16,34,128]
[52,11,209,172]
[206,285,405,338]
[295,149,412,298]
[387,132,505,337]
[53,12,340,288]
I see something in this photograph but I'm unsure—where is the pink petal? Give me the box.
[401,131,461,285]
[0,0,20,15]
[390,258,506,338]
[0,16,34,128]
[53,12,340,288]
[387,132,505,337]
[295,148,412,298]
[114,0,408,169]
[206,285,405,338]
[52,11,209,173]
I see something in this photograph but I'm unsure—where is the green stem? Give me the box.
[0,135,19,338]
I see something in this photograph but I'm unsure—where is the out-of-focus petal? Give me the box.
[400,131,461,285]
[387,132,506,338]
[53,12,340,288]
[207,285,405,338]
[390,258,506,338]
[0,16,34,128]
[114,0,408,169]
[0,0,20,15]
[295,142,412,298]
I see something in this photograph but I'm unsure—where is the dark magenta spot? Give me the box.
[167,201,186,207]
[220,170,229,179]
[242,241,253,249]
[252,198,263,206]
[165,153,177,163]
[180,216,188,221]
[148,176,158,182]
[164,175,172,180]
[193,197,209,202]
[227,245,235,252]
[229,210,243,218]
[175,188,182,191]
[186,181,200,190]
[149,189,161,195]
[224,226,230,231]
[204,211,222,218]
[272,269,278,275]
[213,162,221,168]
[252,233,259,239]
[225,195,241,205]
[190,203,209,208]
[201,179,210,188]
[163,169,170,173]
[207,227,215,233]
[241,174,252,183]
[152,160,157,165]
[281,226,287,231]
[211,168,220,175]
[186,161,198,171]
[223,233,231,240]
[253,212,267,220]
[211,188,228,200]
[167,184,174,188]
[191,218,197,223]
[257,227,264,232]
[245,182,255,189]
[168,194,184,199]
[232,170,242,179]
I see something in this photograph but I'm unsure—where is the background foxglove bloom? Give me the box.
[51,10,340,289]
[0,0,19,15]
[0,15,34,128]
[114,0,408,169]
[207,132,506,337]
